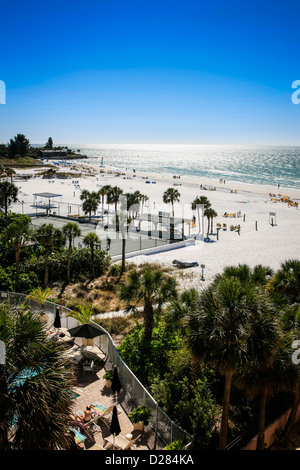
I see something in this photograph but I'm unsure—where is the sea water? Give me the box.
[56,144,300,191]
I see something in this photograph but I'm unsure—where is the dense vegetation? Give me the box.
[117,262,300,450]
[0,213,110,293]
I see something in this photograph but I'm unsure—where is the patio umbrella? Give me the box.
[54,307,61,329]
[68,323,105,349]
[112,365,122,400]
[68,323,105,339]
[110,405,121,449]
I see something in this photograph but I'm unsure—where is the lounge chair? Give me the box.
[83,360,95,374]
[87,443,106,450]
[69,427,87,444]
[104,433,141,450]
[91,403,115,427]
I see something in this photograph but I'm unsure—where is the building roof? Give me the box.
[33,192,62,198]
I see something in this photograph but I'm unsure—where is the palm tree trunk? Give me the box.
[257,389,267,450]
[206,217,210,238]
[121,238,126,273]
[67,238,72,282]
[285,378,300,436]
[44,246,50,288]
[144,302,154,341]
[219,369,233,450]
[91,245,95,278]
[15,245,20,291]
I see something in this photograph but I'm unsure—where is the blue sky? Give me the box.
[1,0,300,145]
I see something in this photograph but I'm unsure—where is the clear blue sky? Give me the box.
[1,0,300,145]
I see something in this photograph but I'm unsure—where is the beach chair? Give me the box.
[104,433,141,450]
[82,360,95,374]
[69,427,87,444]
[91,403,115,427]
[223,224,227,231]
[87,443,106,450]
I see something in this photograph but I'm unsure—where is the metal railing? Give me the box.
[1,291,191,447]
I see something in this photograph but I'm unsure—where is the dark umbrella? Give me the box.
[112,365,122,399]
[110,405,121,449]
[54,307,61,329]
[68,323,105,339]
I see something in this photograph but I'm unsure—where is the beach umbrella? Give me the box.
[54,307,61,329]
[112,365,122,400]
[68,323,105,339]
[110,405,121,449]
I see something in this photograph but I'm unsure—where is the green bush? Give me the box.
[164,439,186,450]
[128,406,152,425]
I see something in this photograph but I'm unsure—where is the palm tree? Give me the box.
[109,186,123,212]
[279,303,300,436]
[204,207,213,237]
[140,193,149,213]
[185,277,275,450]
[209,209,218,234]
[4,168,16,184]
[268,259,300,304]
[34,224,65,287]
[234,330,298,450]
[0,303,75,449]
[191,196,211,233]
[1,218,32,291]
[66,304,95,324]
[83,232,101,278]
[118,267,177,341]
[163,188,180,217]
[62,222,81,282]
[80,190,100,221]
[0,181,18,216]
[26,287,54,315]
[98,185,111,213]
[213,263,273,289]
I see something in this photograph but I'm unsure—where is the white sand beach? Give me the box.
[11,162,300,290]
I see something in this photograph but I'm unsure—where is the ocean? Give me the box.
[55,144,300,191]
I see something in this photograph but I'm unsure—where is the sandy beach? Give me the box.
[11,162,300,290]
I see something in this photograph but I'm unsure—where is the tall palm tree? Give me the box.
[83,232,101,278]
[204,207,213,237]
[109,186,123,212]
[209,208,218,234]
[118,267,177,341]
[62,222,81,282]
[279,303,300,436]
[234,330,298,450]
[191,196,211,233]
[140,193,149,213]
[0,303,75,449]
[0,181,18,216]
[80,190,100,221]
[185,277,275,450]
[98,185,111,213]
[1,218,32,291]
[163,188,180,217]
[5,168,16,184]
[34,224,65,287]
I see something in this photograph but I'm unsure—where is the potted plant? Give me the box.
[129,406,152,431]
[103,369,113,388]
